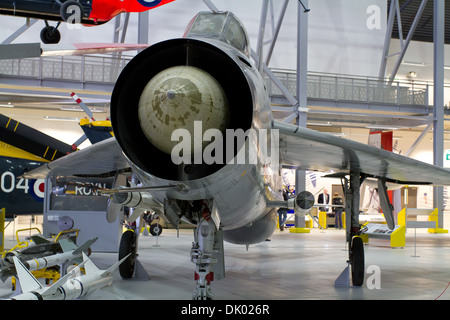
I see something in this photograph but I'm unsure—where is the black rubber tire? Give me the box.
[60,1,84,22]
[40,26,61,44]
[149,223,163,236]
[118,230,137,279]
[351,236,365,286]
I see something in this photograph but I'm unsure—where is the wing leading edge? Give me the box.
[273,120,450,186]
[22,137,129,179]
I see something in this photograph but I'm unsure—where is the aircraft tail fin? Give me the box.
[13,257,42,293]
[73,237,98,255]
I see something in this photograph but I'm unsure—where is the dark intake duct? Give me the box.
[111,38,253,181]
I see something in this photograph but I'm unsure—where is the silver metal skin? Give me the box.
[110,12,283,299]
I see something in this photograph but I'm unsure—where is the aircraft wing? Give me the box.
[41,43,149,57]
[22,137,129,179]
[273,120,450,186]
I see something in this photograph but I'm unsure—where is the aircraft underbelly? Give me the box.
[134,161,280,231]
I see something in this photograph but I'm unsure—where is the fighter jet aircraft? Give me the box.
[23,11,450,299]
[0,0,175,43]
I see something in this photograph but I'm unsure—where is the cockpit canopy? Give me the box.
[184,11,250,57]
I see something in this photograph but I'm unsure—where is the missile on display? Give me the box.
[0,237,97,281]
[10,252,129,300]
[23,237,98,272]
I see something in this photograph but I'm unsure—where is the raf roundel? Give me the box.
[137,0,162,8]
[30,179,45,202]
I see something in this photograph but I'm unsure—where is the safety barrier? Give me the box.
[397,208,448,233]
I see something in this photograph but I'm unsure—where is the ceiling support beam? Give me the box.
[379,0,397,80]
[405,122,432,157]
[295,0,309,229]
[256,0,270,72]
[433,0,445,229]
[1,18,39,44]
[264,0,289,66]
[387,0,428,85]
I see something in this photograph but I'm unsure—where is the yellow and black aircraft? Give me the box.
[0,113,75,218]
[0,110,115,219]
[78,118,113,144]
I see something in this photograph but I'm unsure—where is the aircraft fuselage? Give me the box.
[0,155,46,218]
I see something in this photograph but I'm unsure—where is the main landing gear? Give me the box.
[40,1,85,44]
[40,21,61,44]
[341,172,366,287]
[118,229,137,279]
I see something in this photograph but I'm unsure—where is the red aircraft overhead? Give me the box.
[0,0,176,43]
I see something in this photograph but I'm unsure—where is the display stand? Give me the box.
[130,260,150,281]
[318,211,346,229]
[361,223,405,248]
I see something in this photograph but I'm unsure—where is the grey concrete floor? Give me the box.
[2,227,450,301]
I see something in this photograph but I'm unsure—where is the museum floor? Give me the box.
[1,226,450,301]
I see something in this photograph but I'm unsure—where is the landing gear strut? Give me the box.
[191,217,217,300]
[40,1,85,44]
[341,172,366,286]
[189,201,224,300]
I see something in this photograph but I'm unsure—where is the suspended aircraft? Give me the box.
[23,10,450,299]
[0,0,175,44]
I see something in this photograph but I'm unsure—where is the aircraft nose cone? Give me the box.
[166,90,176,99]
[138,65,229,156]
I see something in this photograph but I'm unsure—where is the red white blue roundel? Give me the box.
[30,179,45,202]
[137,0,162,8]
